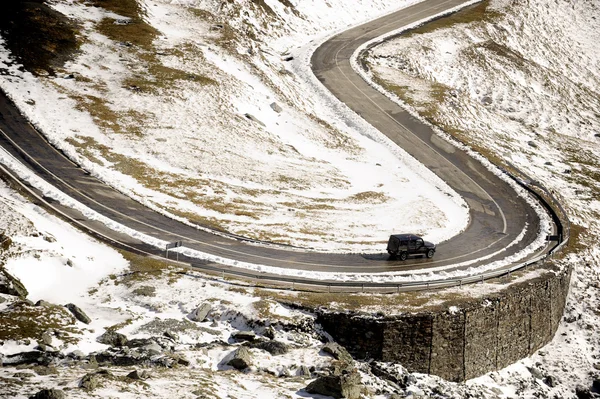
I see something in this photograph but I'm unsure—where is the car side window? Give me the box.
[408,240,416,250]
[416,239,423,248]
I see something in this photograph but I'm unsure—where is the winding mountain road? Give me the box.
[0,0,553,286]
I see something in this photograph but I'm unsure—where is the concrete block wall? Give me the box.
[317,265,572,382]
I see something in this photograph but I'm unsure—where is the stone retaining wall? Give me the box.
[317,265,572,382]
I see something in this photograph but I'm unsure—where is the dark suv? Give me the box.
[387,234,436,260]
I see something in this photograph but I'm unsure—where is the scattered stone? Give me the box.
[282,55,294,61]
[142,341,162,356]
[253,340,289,356]
[69,350,85,359]
[64,303,91,324]
[97,331,128,347]
[545,375,559,387]
[227,346,252,370]
[298,365,311,377]
[164,331,179,341]
[36,344,56,353]
[3,351,46,366]
[28,389,65,399]
[35,300,52,307]
[189,303,212,322]
[527,366,543,380]
[264,326,276,340]
[40,332,53,346]
[243,113,266,127]
[231,330,256,342]
[564,314,578,323]
[80,370,111,391]
[80,372,101,391]
[127,369,150,380]
[0,296,6,304]
[270,102,282,113]
[527,141,538,148]
[321,342,353,364]
[305,369,361,399]
[0,269,28,298]
[174,355,190,366]
[481,96,493,106]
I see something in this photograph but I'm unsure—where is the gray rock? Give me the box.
[176,355,190,366]
[545,375,559,387]
[35,300,52,307]
[322,342,353,363]
[0,296,6,304]
[142,341,162,356]
[80,370,111,391]
[244,113,266,127]
[227,346,252,370]
[69,350,85,359]
[298,365,311,377]
[528,366,543,380]
[80,372,101,390]
[28,389,65,399]
[264,326,276,340]
[127,369,150,380]
[97,331,128,347]
[0,269,28,298]
[163,331,179,341]
[481,96,493,106]
[40,332,53,346]
[231,330,256,342]
[36,344,56,353]
[3,351,47,366]
[65,303,91,324]
[528,141,538,148]
[305,369,362,399]
[270,102,283,113]
[189,303,212,322]
[253,340,289,355]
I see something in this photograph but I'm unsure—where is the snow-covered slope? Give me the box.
[0,0,467,252]
[364,0,600,396]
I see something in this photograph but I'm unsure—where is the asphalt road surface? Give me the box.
[0,0,551,281]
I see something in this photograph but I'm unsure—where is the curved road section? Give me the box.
[0,0,550,285]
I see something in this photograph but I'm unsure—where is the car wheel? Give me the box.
[426,249,435,258]
[399,252,408,261]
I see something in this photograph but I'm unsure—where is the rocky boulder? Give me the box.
[127,369,150,380]
[189,303,212,322]
[227,346,252,370]
[0,269,28,298]
[253,340,289,355]
[97,331,128,347]
[322,342,353,364]
[28,389,65,399]
[305,369,362,399]
[231,330,256,342]
[64,303,91,324]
